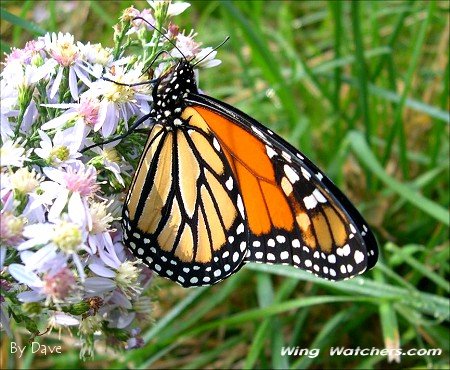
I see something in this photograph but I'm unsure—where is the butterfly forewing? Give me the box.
[186,94,377,280]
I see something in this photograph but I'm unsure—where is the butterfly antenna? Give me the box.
[139,49,169,78]
[133,16,187,61]
[192,36,230,67]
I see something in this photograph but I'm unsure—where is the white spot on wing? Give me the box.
[303,194,318,209]
[225,177,233,190]
[280,251,289,260]
[284,165,299,183]
[237,195,245,218]
[251,126,266,140]
[354,250,364,264]
[213,137,220,151]
[301,167,311,180]
[233,252,239,262]
[265,145,277,158]
[281,151,291,162]
[313,189,327,203]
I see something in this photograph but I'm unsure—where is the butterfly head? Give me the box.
[153,59,198,121]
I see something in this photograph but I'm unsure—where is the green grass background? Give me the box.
[1,0,449,369]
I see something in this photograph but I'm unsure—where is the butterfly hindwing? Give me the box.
[122,121,248,287]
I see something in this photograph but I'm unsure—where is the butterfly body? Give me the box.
[122,59,378,287]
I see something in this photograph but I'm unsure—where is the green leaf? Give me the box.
[0,8,46,35]
[348,131,449,225]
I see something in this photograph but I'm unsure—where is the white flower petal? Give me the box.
[68,192,85,226]
[50,66,64,99]
[41,111,77,130]
[23,245,57,271]
[53,312,80,326]
[69,67,79,100]
[72,253,86,282]
[0,246,6,269]
[74,64,92,86]
[48,189,69,222]
[31,59,58,83]
[42,167,65,184]
[98,233,122,269]
[167,2,190,16]
[111,290,132,309]
[17,290,45,302]
[84,277,116,293]
[8,264,43,288]
[117,311,136,329]
[89,263,116,278]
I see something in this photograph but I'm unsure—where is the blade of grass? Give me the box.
[385,243,450,292]
[332,74,450,123]
[430,57,450,166]
[245,277,299,369]
[329,0,343,114]
[142,286,209,342]
[373,267,401,364]
[10,0,36,45]
[1,7,46,35]
[371,0,416,80]
[136,342,179,369]
[382,1,436,177]
[88,1,116,27]
[0,40,11,54]
[351,1,372,147]
[181,336,245,370]
[289,285,318,347]
[245,264,449,321]
[180,295,381,339]
[290,308,356,369]
[220,1,300,130]
[348,130,449,225]
[154,273,246,343]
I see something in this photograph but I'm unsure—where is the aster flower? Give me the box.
[127,9,156,35]
[148,0,191,17]
[0,211,26,246]
[0,138,30,167]
[40,32,93,100]
[172,30,201,59]
[41,96,100,132]
[40,162,99,225]
[87,65,151,137]
[0,0,224,358]
[8,167,43,195]
[34,129,84,166]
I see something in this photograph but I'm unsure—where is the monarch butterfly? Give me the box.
[103,25,378,288]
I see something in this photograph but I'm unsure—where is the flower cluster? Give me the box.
[0,0,220,358]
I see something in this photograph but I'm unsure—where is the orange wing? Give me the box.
[184,95,378,280]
